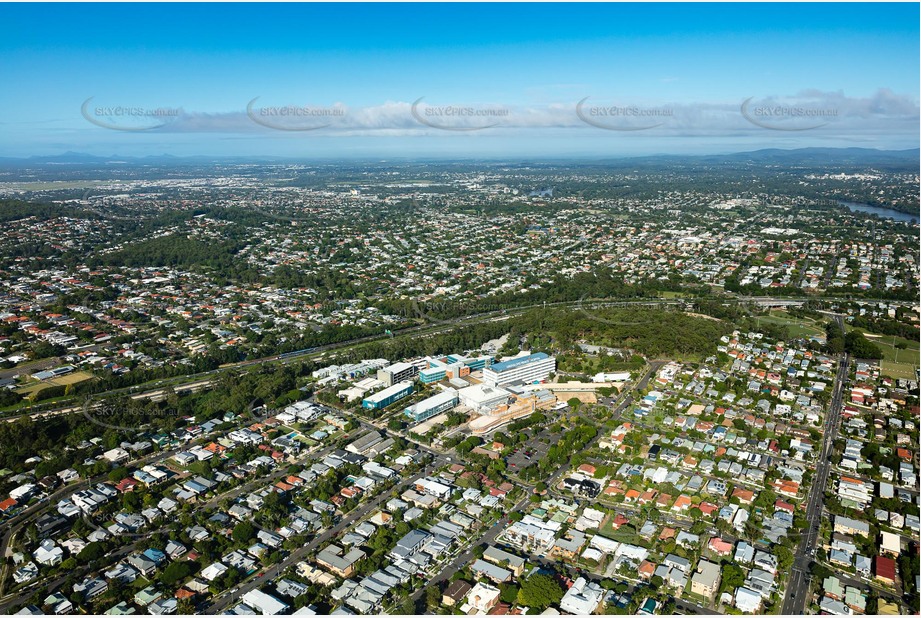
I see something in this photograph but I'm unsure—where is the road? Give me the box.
[2,294,880,425]
[407,361,664,608]
[0,300,887,613]
[2,378,217,424]
[203,456,447,614]
[613,361,662,414]
[0,448,191,609]
[0,392,440,613]
[0,357,59,380]
[781,351,849,615]
[0,424,339,607]
[406,494,530,607]
[0,442,184,560]
[825,566,905,605]
[0,541,139,613]
[407,438,587,608]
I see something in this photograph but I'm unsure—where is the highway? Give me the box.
[1,294,879,426]
[0,299,893,613]
[781,350,850,615]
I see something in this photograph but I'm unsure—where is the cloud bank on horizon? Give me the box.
[0,3,917,158]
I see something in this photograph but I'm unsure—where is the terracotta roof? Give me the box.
[875,556,896,581]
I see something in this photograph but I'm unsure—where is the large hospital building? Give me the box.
[482,352,556,387]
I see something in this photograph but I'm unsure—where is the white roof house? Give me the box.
[735,587,762,613]
[460,582,500,615]
[34,540,64,566]
[200,562,228,581]
[103,448,130,463]
[240,590,289,615]
[559,577,605,615]
[880,531,901,555]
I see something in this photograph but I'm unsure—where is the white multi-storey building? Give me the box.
[482,353,555,387]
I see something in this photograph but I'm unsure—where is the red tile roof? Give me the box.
[115,478,138,492]
[875,555,896,581]
[774,500,795,514]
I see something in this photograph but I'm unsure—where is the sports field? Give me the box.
[16,370,94,396]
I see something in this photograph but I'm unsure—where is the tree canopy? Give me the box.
[517,573,564,609]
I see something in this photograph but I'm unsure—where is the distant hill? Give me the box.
[705,147,920,166]
[0,146,917,167]
[581,147,920,169]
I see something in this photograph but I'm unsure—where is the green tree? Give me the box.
[517,573,564,610]
[720,563,745,593]
[425,585,442,610]
[843,331,883,359]
[77,542,106,563]
[160,560,194,586]
[59,557,77,571]
[398,597,417,614]
[232,520,255,544]
[775,546,794,572]
[500,582,520,604]
[108,467,129,482]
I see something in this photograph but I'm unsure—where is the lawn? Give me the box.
[598,515,646,546]
[848,327,919,378]
[755,311,825,339]
[881,360,919,380]
[16,370,93,396]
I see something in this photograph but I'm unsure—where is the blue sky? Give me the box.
[0,3,917,158]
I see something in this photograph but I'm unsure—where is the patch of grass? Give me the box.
[852,328,919,348]
[599,517,646,547]
[881,360,918,380]
[16,370,92,395]
[847,326,920,375]
[755,312,824,339]
[49,371,94,386]
[682,588,712,608]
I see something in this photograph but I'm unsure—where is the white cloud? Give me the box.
[72,89,921,144]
